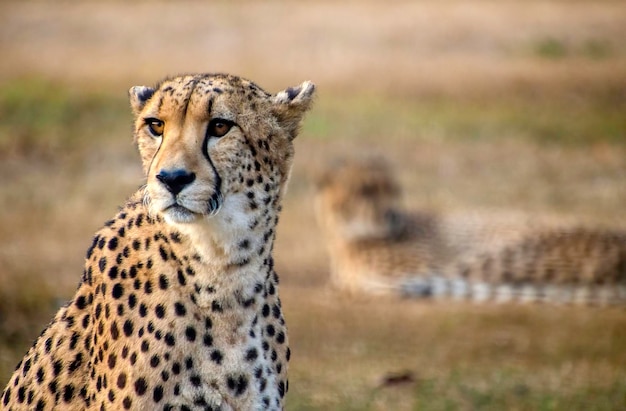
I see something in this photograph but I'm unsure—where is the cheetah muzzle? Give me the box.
[1,73,315,411]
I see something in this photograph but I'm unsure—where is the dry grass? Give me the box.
[1,1,625,409]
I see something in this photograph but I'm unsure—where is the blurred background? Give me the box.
[1,1,625,409]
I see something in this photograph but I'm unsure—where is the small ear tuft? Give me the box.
[272,81,316,140]
[129,86,155,115]
[273,81,315,105]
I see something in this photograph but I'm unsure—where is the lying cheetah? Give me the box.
[315,157,626,304]
[1,73,315,410]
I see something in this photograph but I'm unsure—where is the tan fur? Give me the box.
[1,73,315,410]
[315,157,626,304]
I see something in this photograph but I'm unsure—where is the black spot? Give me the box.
[155,305,165,318]
[53,360,62,376]
[139,304,147,317]
[245,347,258,362]
[97,257,107,273]
[153,385,164,403]
[262,304,270,317]
[190,374,201,387]
[117,373,127,389]
[141,340,149,352]
[87,236,98,259]
[159,246,169,261]
[272,304,281,319]
[36,367,45,383]
[185,326,196,341]
[123,320,134,337]
[210,350,223,364]
[107,354,117,369]
[108,266,119,280]
[127,293,137,309]
[159,274,169,290]
[108,237,118,251]
[164,333,175,346]
[177,269,186,286]
[172,362,181,375]
[150,355,160,368]
[73,295,87,310]
[17,386,25,403]
[203,333,213,347]
[226,375,248,396]
[144,280,153,294]
[112,283,124,299]
[266,324,276,336]
[122,396,132,409]
[63,384,75,403]
[276,331,286,344]
[174,302,186,316]
[68,353,82,373]
[278,381,286,398]
[69,332,79,350]
[170,232,182,243]
[211,301,223,313]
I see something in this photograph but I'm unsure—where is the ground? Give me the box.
[0,1,625,409]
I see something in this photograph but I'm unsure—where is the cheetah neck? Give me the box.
[173,192,277,283]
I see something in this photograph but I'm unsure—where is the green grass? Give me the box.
[304,94,626,146]
[0,78,130,159]
[288,371,626,411]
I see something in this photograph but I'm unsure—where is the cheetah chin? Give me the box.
[146,187,224,224]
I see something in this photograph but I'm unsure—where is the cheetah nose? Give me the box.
[156,169,196,195]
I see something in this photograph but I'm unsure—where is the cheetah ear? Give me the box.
[129,86,155,115]
[271,81,316,140]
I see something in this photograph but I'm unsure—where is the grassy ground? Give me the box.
[1,1,626,409]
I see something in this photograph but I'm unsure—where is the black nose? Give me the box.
[156,169,196,195]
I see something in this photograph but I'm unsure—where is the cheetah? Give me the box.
[1,73,315,410]
[315,157,626,304]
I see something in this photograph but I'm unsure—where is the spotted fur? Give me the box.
[1,73,315,410]
[315,157,626,304]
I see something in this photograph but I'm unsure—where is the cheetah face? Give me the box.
[129,74,315,225]
[316,157,402,241]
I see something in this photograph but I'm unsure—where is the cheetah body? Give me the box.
[1,73,315,410]
[315,157,626,304]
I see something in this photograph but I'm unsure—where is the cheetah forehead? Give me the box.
[133,74,272,120]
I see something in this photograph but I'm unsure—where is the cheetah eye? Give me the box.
[207,118,235,138]
[145,118,165,137]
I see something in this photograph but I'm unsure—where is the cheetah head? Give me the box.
[315,157,403,242]
[129,74,315,226]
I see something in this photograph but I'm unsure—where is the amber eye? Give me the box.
[145,118,164,137]
[207,118,235,138]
